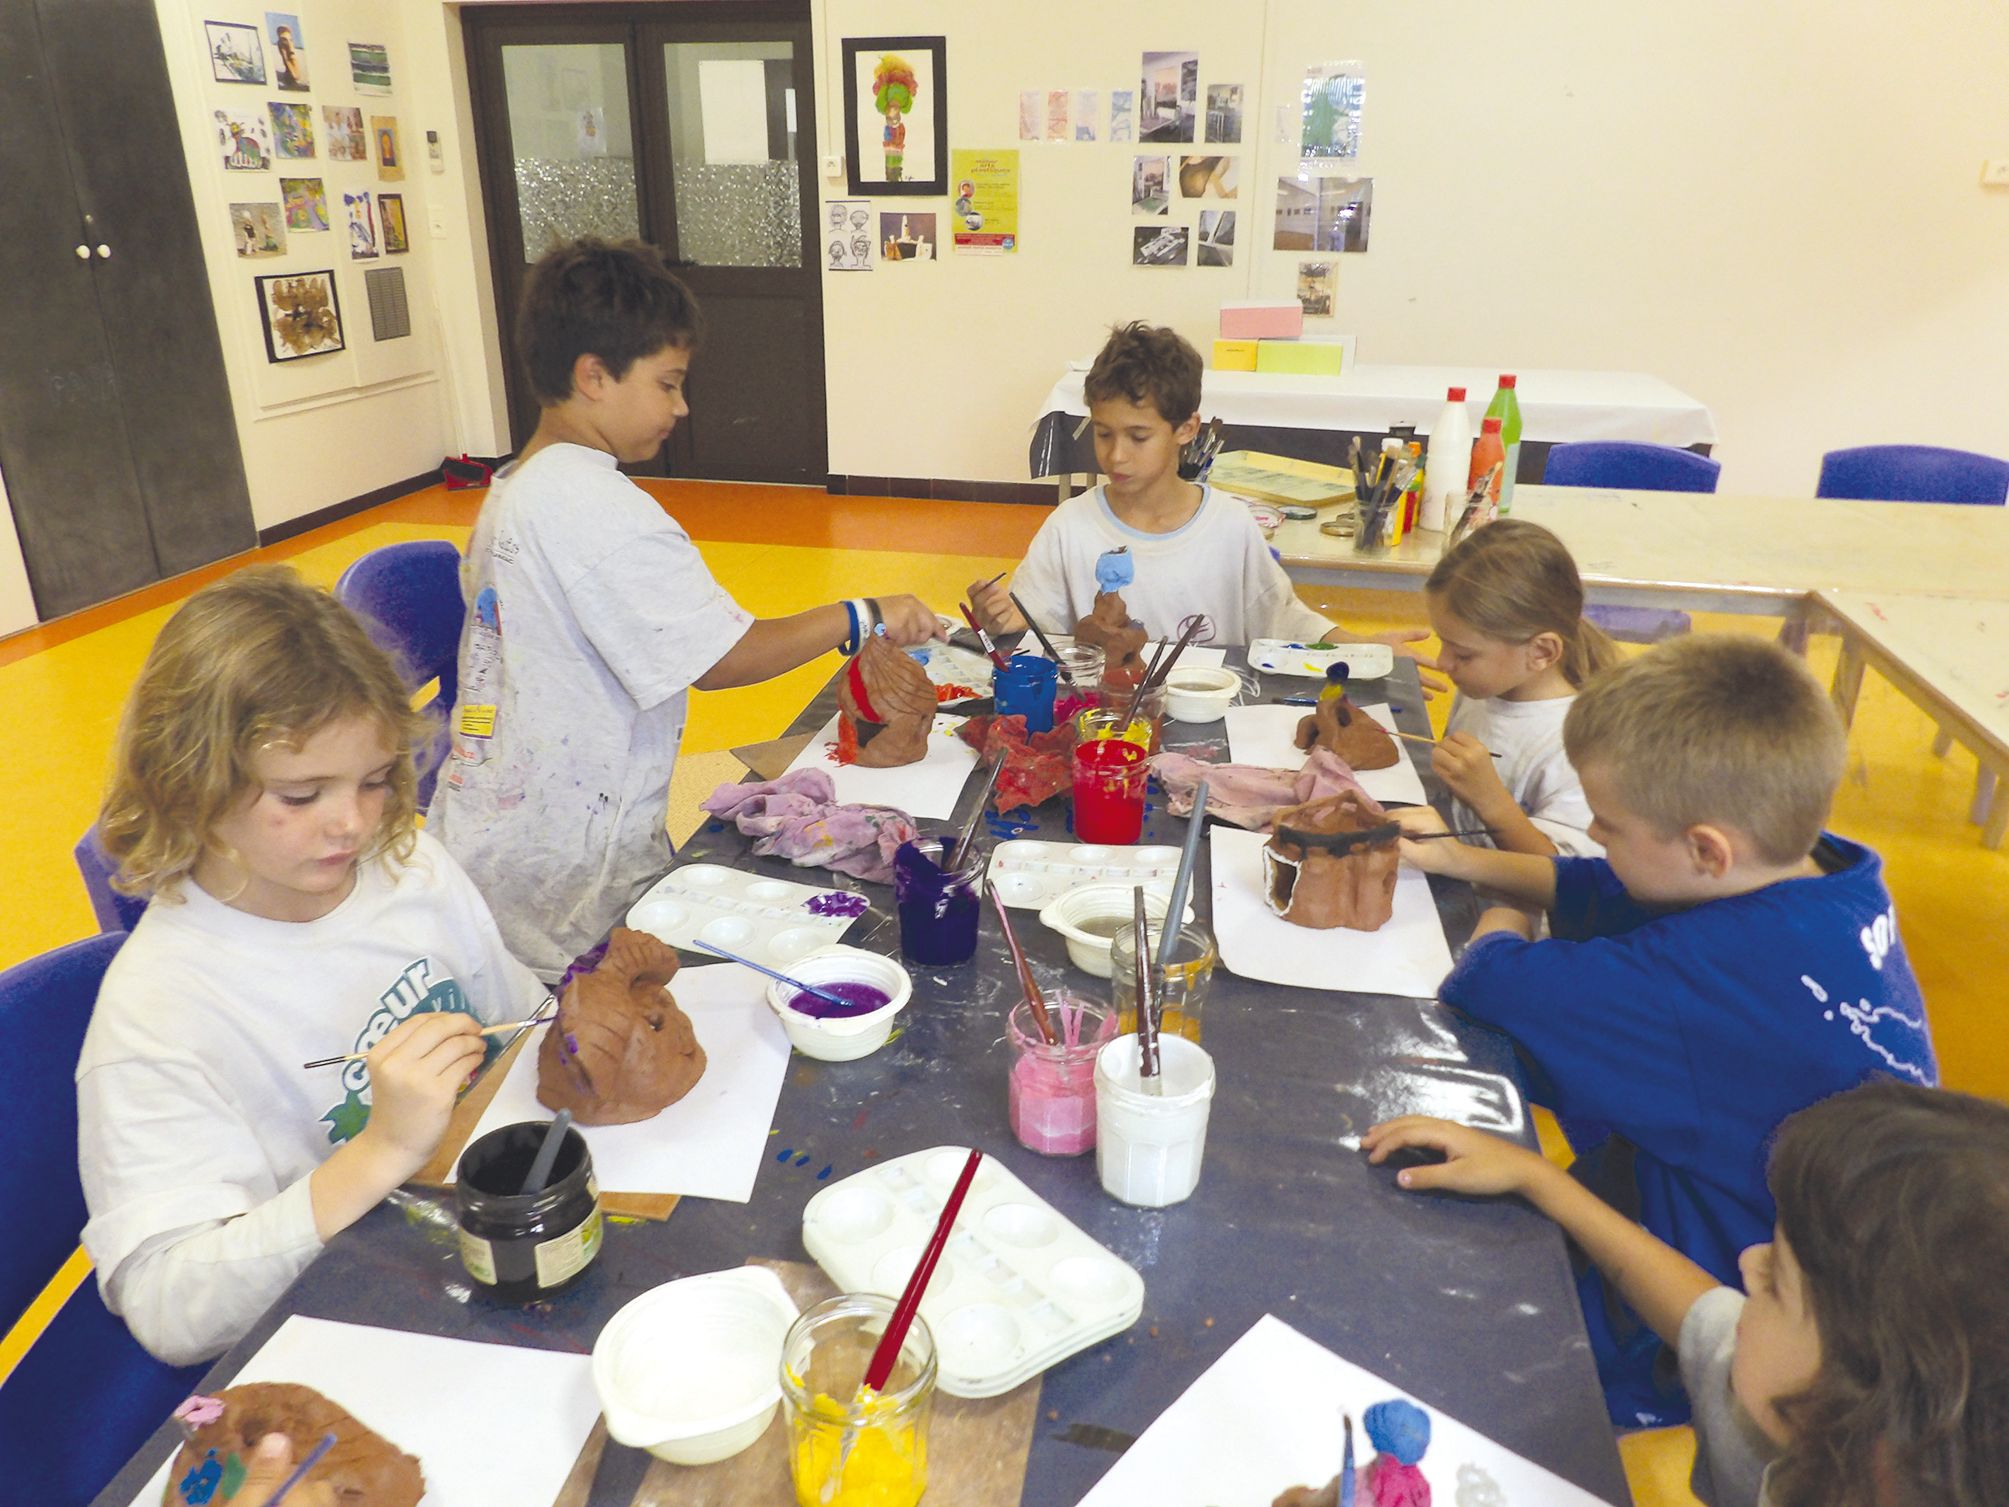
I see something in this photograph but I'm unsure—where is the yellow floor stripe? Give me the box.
[0,1246,92,1386]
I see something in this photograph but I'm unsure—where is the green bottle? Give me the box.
[1485,374,1524,514]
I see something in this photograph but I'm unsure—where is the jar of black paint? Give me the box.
[454,1120,603,1303]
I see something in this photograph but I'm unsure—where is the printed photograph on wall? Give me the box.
[372,116,403,180]
[1138,51,1197,143]
[1131,155,1169,216]
[205,20,266,85]
[281,176,329,231]
[255,269,343,362]
[379,193,409,253]
[1198,209,1236,267]
[879,210,936,262]
[266,12,308,90]
[1272,175,1373,252]
[1018,90,1040,142]
[1205,84,1243,144]
[841,36,946,196]
[1109,89,1135,143]
[824,199,872,270]
[214,109,273,171]
[269,102,315,159]
[1178,155,1238,199]
[229,202,287,257]
[1132,224,1190,266]
[1073,91,1099,142]
[1045,89,1069,142]
[1301,64,1365,159]
[345,189,378,259]
[1297,260,1337,316]
[323,106,366,162]
[350,41,392,95]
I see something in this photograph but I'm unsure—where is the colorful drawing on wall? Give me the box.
[345,190,378,259]
[229,202,287,257]
[1109,89,1135,143]
[255,269,343,361]
[215,109,273,171]
[951,147,1017,253]
[266,12,309,91]
[1198,208,1236,267]
[205,21,266,85]
[323,106,367,162]
[281,176,329,230]
[1045,90,1069,142]
[824,199,872,270]
[879,210,936,262]
[1017,91,1040,142]
[378,192,409,253]
[1073,91,1099,142]
[1301,64,1365,159]
[350,41,392,95]
[1297,260,1337,316]
[1273,175,1374,252]
[372,116,403,180]
[841,35,946,195]
[1139,51,1197,143]
[1178,154,1238,199]
[269,102,315,159]
[1133,224,1189,267]
[1131,155,1170,217]
[1205,83,1243,144]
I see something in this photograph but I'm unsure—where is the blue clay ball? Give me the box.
[1364,1398,1431,1465]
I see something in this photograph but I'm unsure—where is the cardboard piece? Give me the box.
[1219,299,1304,340]
[728,734,812,784]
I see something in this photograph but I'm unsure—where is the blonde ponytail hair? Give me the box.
[1424,519,1621,688]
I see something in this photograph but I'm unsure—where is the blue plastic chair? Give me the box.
[73,821,148,933]
[333,540,466,807]
[1816,444,2009,505]
[1539,442,1717,642]
[0,932,207,1502]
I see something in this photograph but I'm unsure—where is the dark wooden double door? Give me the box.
[464,2,827,485]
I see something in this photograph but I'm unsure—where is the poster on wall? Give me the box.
[1045,89,1069,142]
[1109,89,1135,143]
[365,266,411,341]
[229,202,287,257]
[215,109,273,171]
[281,176,329,231]
[1296,260,1337,316]
[1198,209,1235,267]
[323,106,367,162]
[1072,90,1099,142]
[1178,155,1238,198]
[879,211,936,262]
[824,199,873,270]
[269,102,315,159]
[1017,91,1040,142]
[350,41,392,95]
[205,21,266,85]
[1138,51,1198,143]
[951,148,1018,253]
[266,12,309,90]
[841,36,946,195]
[372,116,404,180]
[1301,63,1365,159]
[1273,174,1373,252]
[255,269,343,362]
[1205,84,1243,144]
[345,189,379,259]
[1131,155,1169,216]
[1132,224,1189,266]
[379,193,409,253]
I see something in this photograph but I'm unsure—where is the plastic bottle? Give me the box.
[1420,387,1471,532]
[1485,375,1524,514]
[1467,416,1505,525]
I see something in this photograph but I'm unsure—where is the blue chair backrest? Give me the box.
[1542,441,1722,493]
[74,822,148,934]
[1815,444,2009,505]
[333,540,466,807]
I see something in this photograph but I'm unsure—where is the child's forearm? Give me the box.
[1482,803,1559,858]
[309,1131,426,1241]
[1436,842,1558,905]
[1521,1161,1719,1347]
[694,606,849,690]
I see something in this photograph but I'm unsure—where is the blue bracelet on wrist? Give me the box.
[841,599,861,656]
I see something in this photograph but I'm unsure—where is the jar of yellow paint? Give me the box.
[780,1293,937,1507]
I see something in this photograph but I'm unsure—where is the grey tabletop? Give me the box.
[94,655,1631,1507]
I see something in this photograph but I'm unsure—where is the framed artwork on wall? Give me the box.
[841,35,946,196]
[255,270,344,362]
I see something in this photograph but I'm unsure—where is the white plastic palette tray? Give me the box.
[986,839,1185,910]
[1248,639,1394,678]
[801,1146,1145,1400]
[1224,701,1429,807]
[626,864,864,969]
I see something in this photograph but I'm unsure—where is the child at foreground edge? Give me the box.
[80,567,547,1365]
[427,237,941,980]
[1397,634,1936,1426]
[969,322,1445,689]
[1365,1080,2009,1507]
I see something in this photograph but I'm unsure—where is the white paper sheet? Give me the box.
[1208,825,1453,997]
[129,1316,598,1507]
[454,963,790,1202]
[781,711,979,820]
[1224,701,1429,805]
[1077,1313,1619,1505]
[1019,632,1229,672]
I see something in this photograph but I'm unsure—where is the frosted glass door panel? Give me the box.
[662,40,800,268]
[502,43,639,257]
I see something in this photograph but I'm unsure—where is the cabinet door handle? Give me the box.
[76,244,92,260]
[96,244,112,258]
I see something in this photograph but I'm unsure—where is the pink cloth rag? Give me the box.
[701,770,918,884]
[1149,747,1368,830]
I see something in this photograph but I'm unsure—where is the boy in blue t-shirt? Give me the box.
[1397,634,1936,1428]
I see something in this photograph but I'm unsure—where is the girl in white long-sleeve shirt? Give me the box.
[78,566,545,1365]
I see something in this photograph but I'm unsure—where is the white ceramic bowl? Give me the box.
[1038,883,1195,978]
[764,945,912,1061]
[1162,666,1241,723]
[592,1266,800,1464]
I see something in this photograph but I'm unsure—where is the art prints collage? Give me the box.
[206,13,412,363]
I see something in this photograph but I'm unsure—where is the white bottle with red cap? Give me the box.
[1420,385,1472,532]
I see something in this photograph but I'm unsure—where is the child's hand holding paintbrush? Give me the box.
[964,570,1021,636]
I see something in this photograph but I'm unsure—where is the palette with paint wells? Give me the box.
[1248,640,1395,679]
[802,1146,1145,1399]
[986,840,1184,910]
[625,864,868,970]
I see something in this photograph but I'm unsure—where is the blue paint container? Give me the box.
[993,653,1059,732]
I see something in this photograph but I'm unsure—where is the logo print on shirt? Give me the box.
[1798,973,1932,1085]
[1858,904,1899,971]
[320,957,487,1144]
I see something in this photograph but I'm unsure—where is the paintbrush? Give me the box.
[948,752,1006,868]
[1133,887,1162,1094]
[267,1431,338,1507]
[958,603,1009,671]
[1387,728,1503,757]
[988,883,1056,1043]
[519,1109,573,1195]
[303,1002,557,1068]
[1339,1414,1357,1507]
[1156,780,1208,972]
[1008,592,1076,688]
[1119,639,1170,730]
[1142,615,1208,694]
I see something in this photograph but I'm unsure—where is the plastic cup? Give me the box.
[1109,920,1217,1044]
[1007,990,1116,1156]
[1051,643,1104,692]
[1071,718,1149,843]
[1092,677,1165,751]
[780,1293,936,1507]
[1093,1035,1217,1208]
[993,652,1058,732]
[893,831,983,965]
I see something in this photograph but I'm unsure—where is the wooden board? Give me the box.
[551,1260,1042,1507]
[729,733,813,783]
[1207,450,1356,508]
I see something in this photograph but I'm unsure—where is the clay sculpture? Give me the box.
[537,928,705,1125]
[1293,691,1400,771]
[1261,790,1399,932]
[1073,590,1149,678]
[836,632,937,768]
[162,1384,423,1507]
